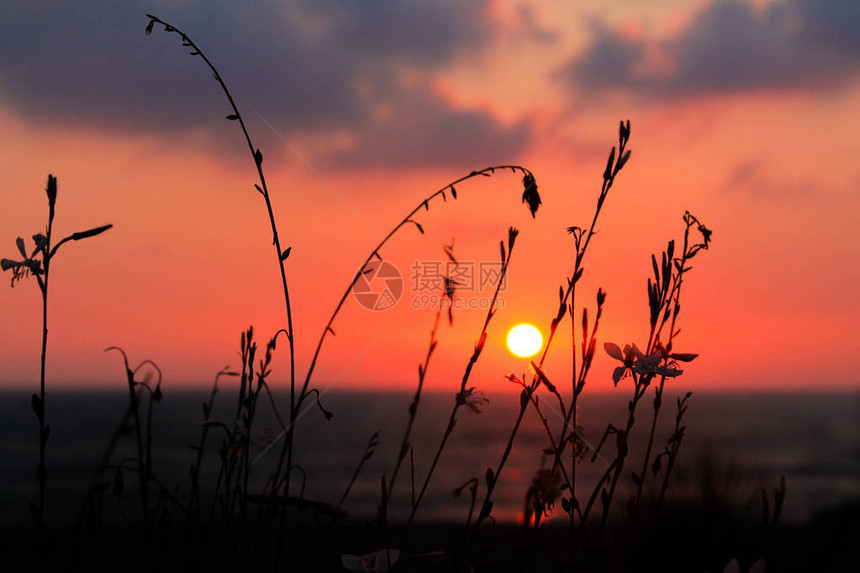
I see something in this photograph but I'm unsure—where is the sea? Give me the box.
[1,389,858,527]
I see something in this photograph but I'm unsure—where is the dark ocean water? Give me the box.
[1,389,858,527]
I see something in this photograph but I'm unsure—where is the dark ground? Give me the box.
[2,500,858,572]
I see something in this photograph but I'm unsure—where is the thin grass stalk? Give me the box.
[453,478,479,538]
[657,392,692,507]
[534,121,629,377]
[589,218,707,534]
[404,227,520,536]
[230,330,258,531]
[147,21,541,519]
[105,347,153,570]
[145,15,299,499]
[597,384,644,533]
[632,248,688,514]
[387,300,443,501]
[338,432,380,509]
[634,214,709,512]
[460,383,533,567]
[35,195,53,541]
[237,338,274,569]
[189,368,236,526]
[272,165,537,494]
[513,122,629,566]
[140,363,162,507]
[519,121,630,500]
[558,121,629,556]
[457,121,628,568]
[522,390,574,499]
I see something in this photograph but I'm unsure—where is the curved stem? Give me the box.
[301,165,532,398]
[270,165,532,493]
[404,228,518,537]
[147,14,298,493]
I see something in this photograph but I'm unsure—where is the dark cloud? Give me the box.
[0,1,529,167]
[307,0,490,64]
[564,0,860,97]
[325,89,530,169]
[567,22,643,90]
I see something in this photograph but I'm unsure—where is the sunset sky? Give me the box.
[1,0,858,394]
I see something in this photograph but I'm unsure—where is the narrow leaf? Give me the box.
[603,147,616,180]
[69,224,113,242]
[669,353,698,362]
[604,343,623,361]
[616,149,631,171]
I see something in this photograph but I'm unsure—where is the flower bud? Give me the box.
[46,174,57,207]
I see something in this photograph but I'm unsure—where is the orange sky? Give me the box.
[1,0,858,394]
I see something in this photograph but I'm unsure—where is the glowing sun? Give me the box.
[506,323,543,358]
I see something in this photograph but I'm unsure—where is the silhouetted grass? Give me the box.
[2,175,111,567]
[3,13,839,573]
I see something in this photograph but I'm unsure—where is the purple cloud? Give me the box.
[564,0,860,97]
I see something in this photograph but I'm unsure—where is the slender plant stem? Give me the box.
[266,165,533,498]
[461,395,529,563]
[301,165,530,395]
[634,223,695,512]
[388,303,442,501]
[634,380,664,511]
[146,14,298,495]
[405,228,518,536]
[33,190,56,541]
[37,264,48,532]
[657,394,690,507]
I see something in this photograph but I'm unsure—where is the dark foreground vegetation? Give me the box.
[4,13,855,573]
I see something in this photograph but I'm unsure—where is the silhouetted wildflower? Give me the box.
[526,467,562,513]
[457,387,488,414]
[522,173,541,217]
[604,342,683,385]
[2,235,45,287]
